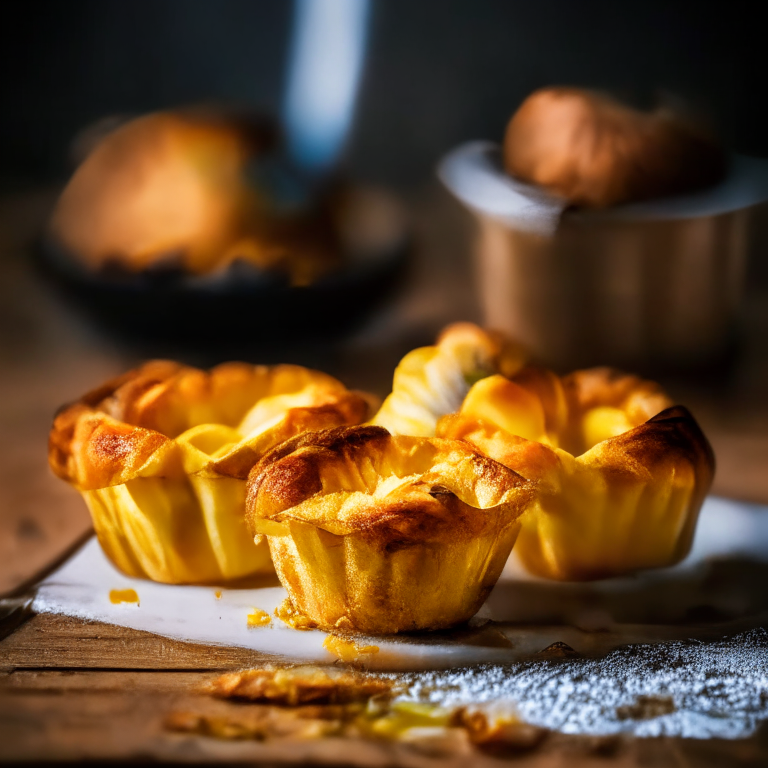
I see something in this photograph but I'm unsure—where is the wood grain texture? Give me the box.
[1,667,767,766]
[0,614,282,671]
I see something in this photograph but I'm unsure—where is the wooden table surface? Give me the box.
[2,186,768,765]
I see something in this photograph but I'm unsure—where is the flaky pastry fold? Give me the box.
[370,323,527,437]
[246,425,533,634]
[49,361,373,584]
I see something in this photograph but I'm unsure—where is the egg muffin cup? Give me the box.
[246,425,533,634]
[49,361,373,584]
[438,367,714,580]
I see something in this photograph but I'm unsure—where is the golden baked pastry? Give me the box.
[246,425,533,634]
[371,323,528,437]
[438,367,714,580]
[503,87,726,208]
[49,361,373,584]
[49,110,340,286]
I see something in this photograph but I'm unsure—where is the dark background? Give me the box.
[1,0,766,189]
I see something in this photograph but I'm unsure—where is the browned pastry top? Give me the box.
[49,361,373,490]
[246,425,533,547]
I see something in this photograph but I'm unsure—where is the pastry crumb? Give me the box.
[208,666,392,705]
[185,668,549,753]
[247,608,272,628]
[450,707,547,753]
[323,634,379,663]
[109,588,139,605]
[274,598,317,630]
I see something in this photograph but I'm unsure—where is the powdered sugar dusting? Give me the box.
[394,629,768,739]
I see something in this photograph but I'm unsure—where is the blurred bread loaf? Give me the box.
[503,88,726,208]
[49,109,341,284]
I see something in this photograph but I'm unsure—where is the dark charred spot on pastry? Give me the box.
[88,424,167,471]
[253,425,389,479]
[471,451,529,489]
[381,536,418,554]
[357,494,496,550]
[91,429,141,461]
[252,433,318,475]
[326,425,391,456]
[357,502,444,549]
[648,406,715,459]
[428,484,455,498]
[616,405,715,480]
[260,452,323,512]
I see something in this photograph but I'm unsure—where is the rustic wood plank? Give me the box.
[0,613,284,671]
[1,626,768,765]
[1,668,766,766]
[0,668,220,693]
[0,666,671,766]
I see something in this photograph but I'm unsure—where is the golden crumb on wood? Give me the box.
[207,666,393,706]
